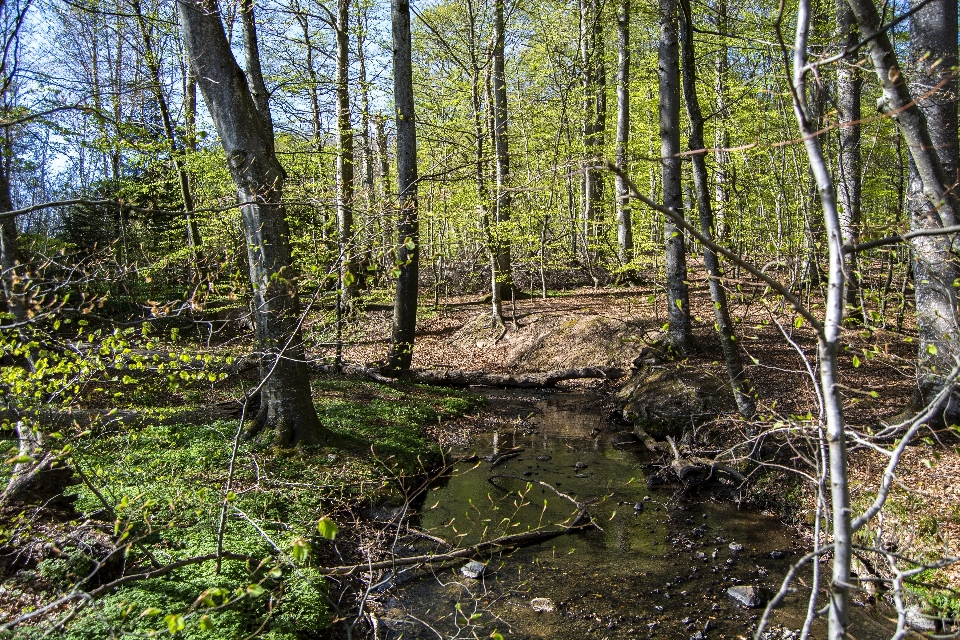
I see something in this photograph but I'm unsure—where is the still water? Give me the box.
[378,391,909,639]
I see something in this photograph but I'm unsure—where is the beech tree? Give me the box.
[845,0,960,421]
[179,0,327,445]
[385,0,419,373]
[658,0,690,351]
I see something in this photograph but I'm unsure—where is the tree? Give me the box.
[614,0,632,266]
[489,0,511,326]
[678,0,753,418]
[835,0,862,318]
[845,0,960,421]
[179,0,327,446]
[658,0,690,351]
[580,0,604,250]
[335,0,358,310]
[385,0,420,373]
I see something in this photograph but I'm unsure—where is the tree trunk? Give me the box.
[658,0,691,352]
[678,0,754,418]
[580,0,604,246]
[845,0,960,419]
[335,0,357,306]
[713,0,731,241]
[134,0,201,250]
[491,0,512,325]
[179,0,325,446]
[614,0,633,265]
[791,2,853,635]
[836,0,862,317]
[907,0,960,417]
[385,0,420,373]
[239,0,274,149]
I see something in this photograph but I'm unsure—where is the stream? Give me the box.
[377,390,909,639]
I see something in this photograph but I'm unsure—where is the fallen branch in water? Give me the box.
[319,476,599,577]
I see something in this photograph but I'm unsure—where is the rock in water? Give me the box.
[460,561,486,579]
[727,585,764,608]
[530,597,555,612]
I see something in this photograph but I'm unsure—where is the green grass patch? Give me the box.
[10,378,482,639]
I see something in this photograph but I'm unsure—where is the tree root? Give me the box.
[633,427,745,486]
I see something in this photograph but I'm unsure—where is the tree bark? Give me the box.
[835,0,862,316]
[335,0,357,306]
[678,0,754,418]
[845,0,960,419]
[791,1,853,635]
[490,0,512,324]
[658,0,691,352]
[580,0,604,245]
[239,0,274,150]
[386,0,420,373]
[179,0,326,446]
[615,0,633,265]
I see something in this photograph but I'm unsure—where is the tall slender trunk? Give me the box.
[180,0,325,446]
[790,2,852,635]
[356,6,375,197]
[295,10,322,141]
[658,0,690,351]
[135,0,200,249]
[386,0,420,373]
[614,0,633,265]
[713,0,730,241]
[335,0,356,305]
[490,0,512,325]
[678,0,754,417]
[374,114,391,277]
[836,0,862,315]
[580,0,604,245]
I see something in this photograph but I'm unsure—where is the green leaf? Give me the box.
[852,355,861,368]
[793,315,803,329]
[291,536,312,563]
[926,344,938,356]
[492,632,505,640]
[317,517,338,540]
[246,583,266,598]
[199,615,213,631]
[140,607,162,618]
[391,266,402,279]
[164,613,186,634]
[5,455,32,465]
[404,237,417,251]
[343,270,356,287]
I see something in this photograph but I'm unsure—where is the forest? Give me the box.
[0,0,958,636]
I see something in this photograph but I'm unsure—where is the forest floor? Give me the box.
[327,278,960,613]
[3,278,960,635]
